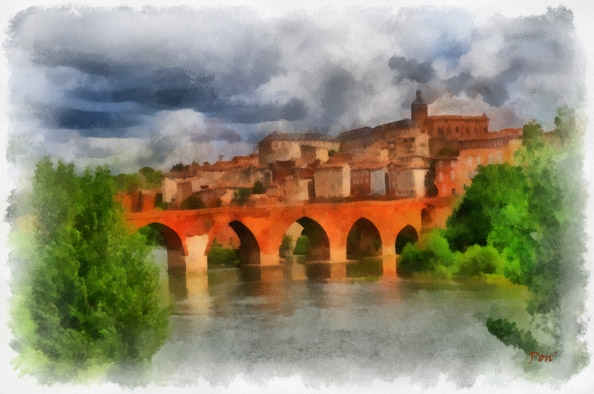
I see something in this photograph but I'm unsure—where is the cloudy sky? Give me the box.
[3,3,587,175]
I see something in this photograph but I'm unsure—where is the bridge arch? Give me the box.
[395,225,419,254]
[139,222,186,273]
[347,218,382,259]
[284,217,330,261]
[229,220,261,265]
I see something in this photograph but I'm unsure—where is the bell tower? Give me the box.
[411,90,428,129]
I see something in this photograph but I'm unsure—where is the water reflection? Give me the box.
[168,273,210,316]
[152,259,531,389]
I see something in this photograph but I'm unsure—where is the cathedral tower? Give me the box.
[411,90,428,129]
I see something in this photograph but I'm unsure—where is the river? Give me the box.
[123,250,537,389]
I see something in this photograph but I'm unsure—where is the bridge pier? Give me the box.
[330,248,347,263]
[260,253,281,266]
[381,244,397,277]
[382,254,397,277]
[184,235,209,273]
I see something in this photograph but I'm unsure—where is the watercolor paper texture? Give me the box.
[1,1,593,393]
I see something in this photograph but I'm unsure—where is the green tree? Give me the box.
[139,166,163,188]
[445,164,530,252]
[279,234,293,258]
[232,188,251,206]
[293,236,309,255]
[251,180,266,194]
[397,231,454,277]
[114,172,143,193]
[12,158,169,380]
[207,241,240,269]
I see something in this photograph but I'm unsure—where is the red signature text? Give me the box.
[528,351,557,364]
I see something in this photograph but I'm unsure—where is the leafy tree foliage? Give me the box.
[279,234,293,258]
[207,241,240,269]
[138,166,163,188]
[293,236,309,255]
[397,231,454,277]
[251,180,266,194]
[114,167,164,193]
[486,318,540,355]
[170,162,191,172]
[446,164,530,252]
[232,188,251,206]
[12,158,169,380]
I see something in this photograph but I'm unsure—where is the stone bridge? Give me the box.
[125,197,454,274]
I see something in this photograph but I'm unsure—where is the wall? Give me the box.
[314,165,351,198]
[370,168,387,195]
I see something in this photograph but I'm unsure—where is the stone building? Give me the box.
[314,162,351,199]
[257,132,340,165]
[124,89,524,213]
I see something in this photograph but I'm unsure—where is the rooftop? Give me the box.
[259,131,338,143]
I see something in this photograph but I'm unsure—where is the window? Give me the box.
[438,172,443,182]
[467,157,473,166]
[450,171,455,181]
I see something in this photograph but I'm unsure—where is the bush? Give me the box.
[207,242,240,268]
[397,231,453,276]
[279,234,293,258]
[251,180,266,194]
[232,188,251,206]
[293,236,309,255]
[455,245,505,278]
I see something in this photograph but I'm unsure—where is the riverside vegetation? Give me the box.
[8,159,170,382]
[398,108,588,373]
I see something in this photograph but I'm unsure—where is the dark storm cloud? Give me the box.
[5,5,584,173]
[444,72,511,107]
[281,98,308,121]
[388,56,436,83]
[8,6,288,134]
[110,69,218,110]
[318,66,365,125]
[56,108,137,134]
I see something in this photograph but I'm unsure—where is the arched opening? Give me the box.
[347,218,382,259]
[395,225,418,254]
[421,208,432,230]
[229,220,260,265]
[283,217,330,262]
[139,223,185,273]
[207,224,241,269]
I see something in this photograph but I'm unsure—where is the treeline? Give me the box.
[398,108,588,368]
[114,166,164,193]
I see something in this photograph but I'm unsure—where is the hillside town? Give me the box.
[121,91,523,212]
